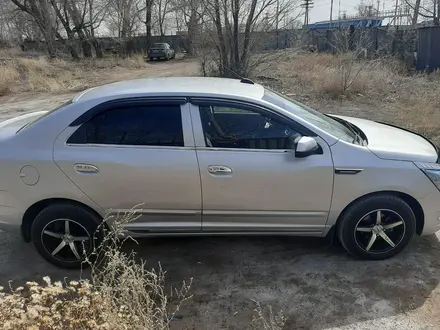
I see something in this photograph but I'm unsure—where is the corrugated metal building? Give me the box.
[304,18,383,30]
[417,26,440,72]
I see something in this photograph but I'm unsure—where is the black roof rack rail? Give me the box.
[240,78,254,85]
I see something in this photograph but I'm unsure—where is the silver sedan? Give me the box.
[1,77,439,268]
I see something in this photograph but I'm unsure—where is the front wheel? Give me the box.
[337,194,416,260]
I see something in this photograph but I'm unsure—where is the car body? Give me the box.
[1,77,440,268]
[147,42,175,61]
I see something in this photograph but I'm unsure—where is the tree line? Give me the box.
[0,0,302,76]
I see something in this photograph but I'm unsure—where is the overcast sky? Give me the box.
[309,0,395,23]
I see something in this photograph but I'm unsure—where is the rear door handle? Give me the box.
[74,163,99,173]
[208,165,232,174]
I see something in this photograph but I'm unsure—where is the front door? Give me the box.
[191,100,334,235]
[54,100,202,233]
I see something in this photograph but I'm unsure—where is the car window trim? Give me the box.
[189,97,317,138]
[69,97,187,127]
[65,143,195,150]
[67,98,188,147]
[195,146,290,153]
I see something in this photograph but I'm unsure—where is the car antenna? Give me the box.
[240,78,254,85]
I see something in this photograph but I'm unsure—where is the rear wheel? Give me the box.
[31,203,102,268]
[337,194,416,260]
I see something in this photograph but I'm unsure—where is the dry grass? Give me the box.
[266,51,408,99]
[259,50,440,144]
[0,54,150,96]
[251,301,286,330]
[0,47,23,58]
[0,64,20,96]
[0,211,192,330]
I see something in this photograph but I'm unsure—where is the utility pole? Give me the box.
[434,0,440,26]
[377,0,380,17]
[338,0,341,19]
[301,0,314,26]
[330,0,334,25]
[394,0,399,25]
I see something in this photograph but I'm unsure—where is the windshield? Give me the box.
[263,89,356,143]
[17,100,72,133]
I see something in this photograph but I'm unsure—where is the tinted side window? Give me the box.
[199,105,300,150]
[68,105,184,146]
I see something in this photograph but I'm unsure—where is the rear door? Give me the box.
[53,99,202,233]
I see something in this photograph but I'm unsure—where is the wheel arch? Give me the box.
[335,191,424,235]
[21,198,103,242]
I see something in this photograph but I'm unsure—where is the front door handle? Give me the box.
[208,165,232,174]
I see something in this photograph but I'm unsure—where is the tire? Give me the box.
[337,194,416,260]
[31,202,102,269]
[149,57,154,61]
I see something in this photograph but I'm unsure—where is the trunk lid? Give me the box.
[0,111,47,138]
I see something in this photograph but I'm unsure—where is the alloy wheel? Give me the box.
[354,209,406,254]
[40,219,92,262]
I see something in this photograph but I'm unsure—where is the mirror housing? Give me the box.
[295,136,320,158]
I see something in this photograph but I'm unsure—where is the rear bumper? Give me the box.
[148,52,166,58]
[418,191,440,235]
[0,191,24,235]
[0,206,22,235]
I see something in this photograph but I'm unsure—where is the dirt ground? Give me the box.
[1,58,440,330]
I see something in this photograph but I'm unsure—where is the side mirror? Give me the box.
[295,136,320,158]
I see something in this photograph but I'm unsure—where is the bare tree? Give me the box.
[405,0,440,25]
[155,0,173,35]
[355,0,375,17]
[197,0,301,77]
[9,0,108,58]
[412,0,422,25]
[0,0,17,43]
[65,0,108,58]
[10,0,58,56]
[66,0,95,57]
[106,0,146,54]
[8,9,44,43]
[86,0,108,57]
[49,0,82,59]
[171,0,204,54]
[144,0,154,46]
[107,0,145,38]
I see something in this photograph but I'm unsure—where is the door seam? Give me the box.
[51,126,105,214]
[187,102,204,231]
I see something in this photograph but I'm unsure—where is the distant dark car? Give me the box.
[148,43,175,61]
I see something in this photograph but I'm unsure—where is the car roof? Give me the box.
[73,77,265,103]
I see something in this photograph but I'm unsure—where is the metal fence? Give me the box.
[302,27,417,58]
[21,26,440,72]
[21,35,189,55]
[417,26,440,72]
